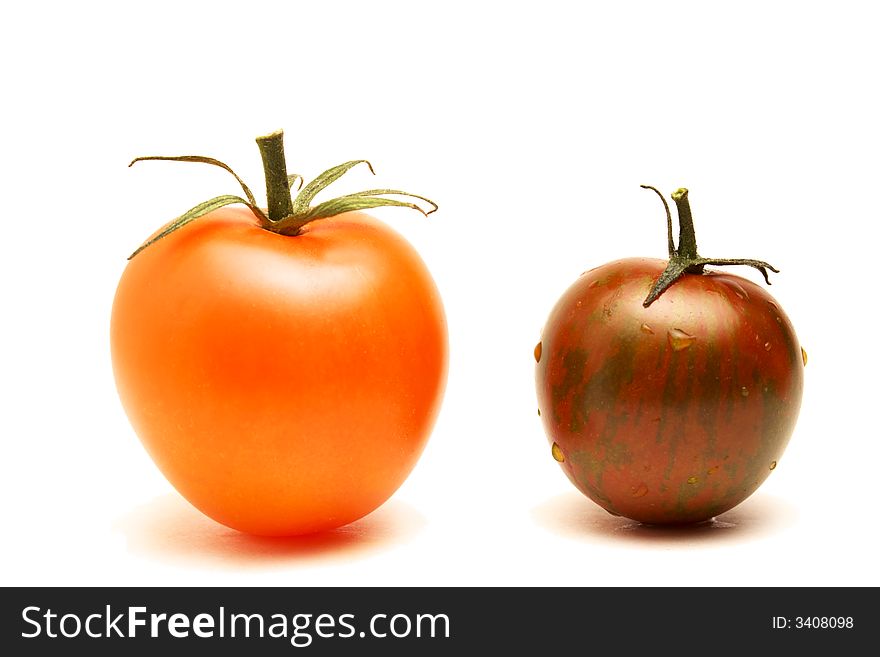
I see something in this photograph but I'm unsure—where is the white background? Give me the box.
[2,1,878,587]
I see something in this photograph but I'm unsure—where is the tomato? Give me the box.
[111,131,447,536]
[535,187,804,524]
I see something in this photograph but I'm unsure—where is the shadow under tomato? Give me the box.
[531,490,798,545]
[113,493,426,569]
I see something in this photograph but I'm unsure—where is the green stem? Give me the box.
[256,130,294,222]
[671,188,699,262]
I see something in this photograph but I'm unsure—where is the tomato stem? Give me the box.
[641,186,780,307]
[256,130,295,223]
[671,188,699,262]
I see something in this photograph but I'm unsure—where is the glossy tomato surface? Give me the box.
[535,258,803,524]
[111,207,447,535]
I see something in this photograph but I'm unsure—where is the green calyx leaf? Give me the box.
[128,195,260,259]
[129,155,261,208]
[272,158,437,236]
[296,188,438,224]
[126,131,437,258]
[291,160,375,215]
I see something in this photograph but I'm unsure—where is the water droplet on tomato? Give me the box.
[687,476,699,485]
[769,460,777,471]
[640,323,654,334]
[668,328,697,351]
[729,281,750,300]
[741,386,750,397]
[630,483,649,498]
[801,347,808,367]
[534,341,542,363]
[764,342,772,351]
[589,279,600,288]
[767,300,779,312]
[551,442,565,462]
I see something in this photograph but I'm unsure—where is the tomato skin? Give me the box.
[535,258,803,524]
[111,207,447,536]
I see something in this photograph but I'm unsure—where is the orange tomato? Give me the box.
[111,206,447,535]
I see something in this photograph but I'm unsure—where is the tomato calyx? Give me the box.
[127,130,437,259]
[639,185,780,307]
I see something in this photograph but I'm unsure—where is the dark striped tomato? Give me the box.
[535,189,804,524]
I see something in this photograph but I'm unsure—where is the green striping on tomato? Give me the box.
[535,186,804,524]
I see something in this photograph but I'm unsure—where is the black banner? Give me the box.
[1,587,872,655]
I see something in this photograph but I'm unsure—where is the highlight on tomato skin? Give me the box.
[534,188,804,525]
[110,131,448,536]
